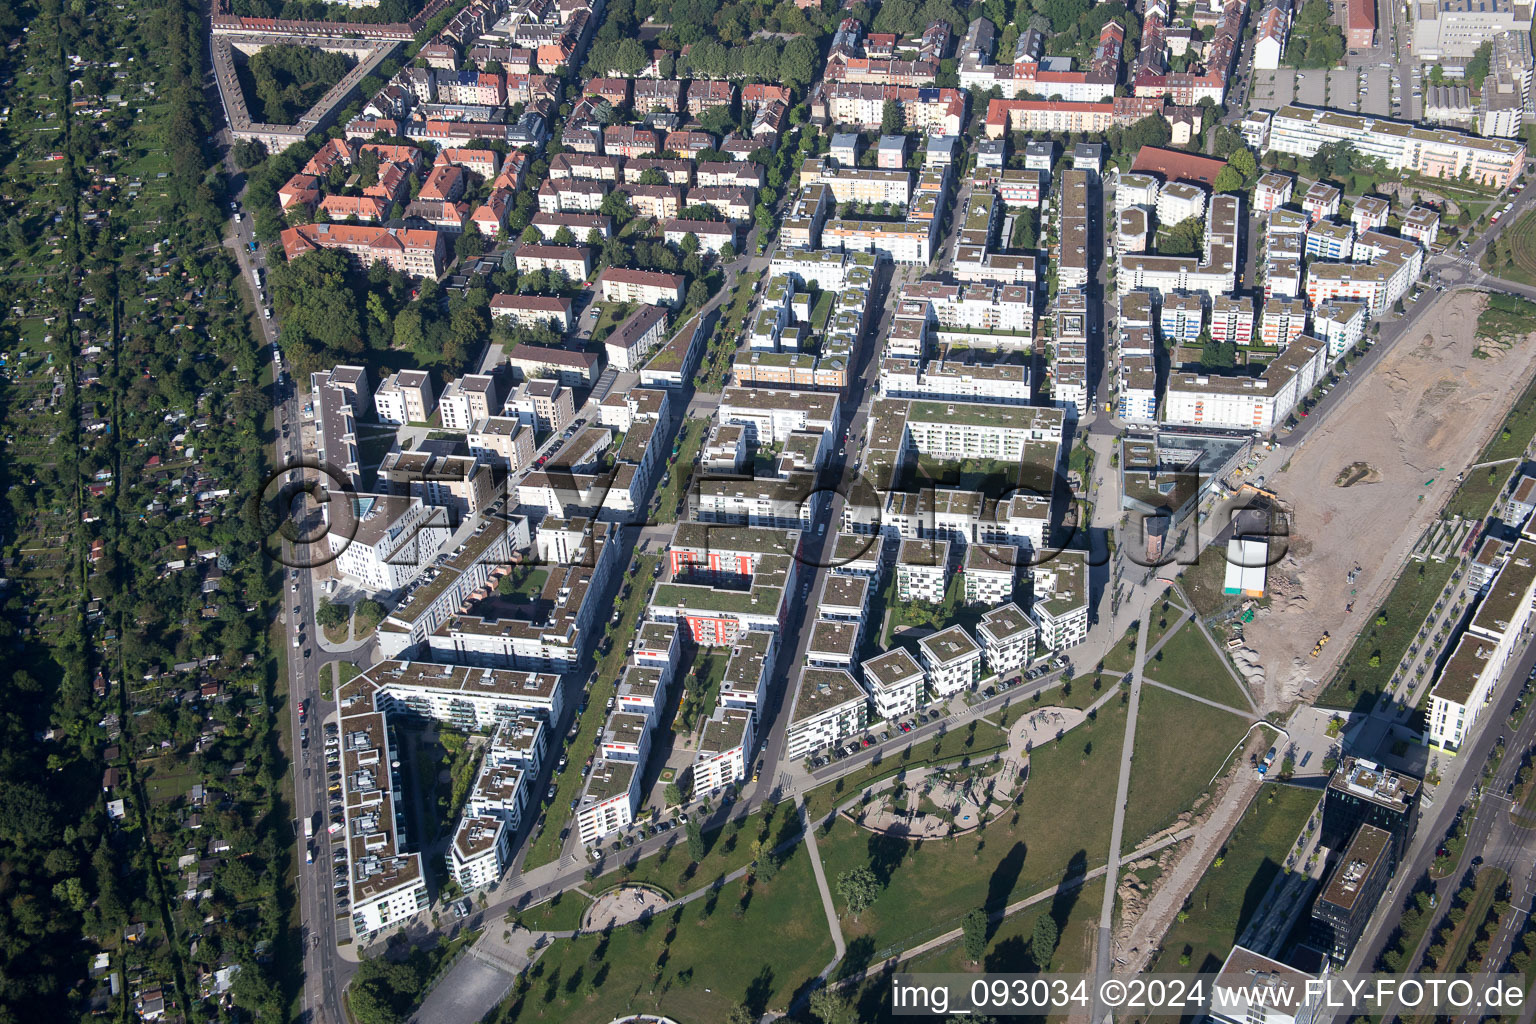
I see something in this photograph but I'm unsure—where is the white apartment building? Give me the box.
[1030,549,1089,651]
[963,543,1018,604]
[1313,301,1366,358]
[448,815,510,892]
[718,629,777,720]
[575,759,642,844]
[466,415,537,472]
[1163,336,1328,432]
[717,387,840,445]
[896,538,949,602]
[440,373,502,431]
[328,494,450,594]
[786,668,869,760]
[863,647,925,719]
[918,625,984,696]
[1261,105,1526,188]
[977,602,1037,677]
[374,369,436,425]
[1429,539,1536,750]
[1156,181,1207,227]
[694,708,756,792]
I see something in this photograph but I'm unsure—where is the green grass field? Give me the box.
[1143,622,1252,708]
[1121,687,1251,853]
[1486,208,1536,287]
[812,699,1128,958]
[514,889,590,933]
[488,838,833,1023]
[616,805,797,899]
[1150,786,1320,974]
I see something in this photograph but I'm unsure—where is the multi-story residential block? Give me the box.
[785,668,869,759]
[377,451,495,523]
[963,543,1018,604]
[977,602,1037,677]
[918,625,983,696]
[466,415,537,471]
[597,267,685,307]
[1304,231,1424,316]
[1164,335,1328,430]
[1401,205,1441,247]
[440,373,501,431]
[604,303,669,372]
[281,224,447,280]
[694,708,755,792]
[1305,219,1355,261]
[1350,195,1391,233]
[717,387,840,445]
[1301,181,1343,224]
[863,647,925,719]
[1313,301,1366,358]
[513,243,593,279]
[1030,549,1089,650]
[328,493,450,594]
[374,369,437,425]
[489,293,575,332]
[1260,105,1526,188]
[896,538,949,603]
[1261,297,1309,348]
[1211,295,1256,345]
[1157,181,1207,226]
[1253,172,1294,214]
[1429,539,1536,750]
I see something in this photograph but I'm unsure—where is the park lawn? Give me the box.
[522,555,660,870]
[514,889,590,933]
[1101,601,1184,675]
[813,699,1128,958]
[1316,558,1456,712]
[494,839,833,1024]
[899,878,1105,977]
[801,717,1010,821]
[1150,786,1320,974]
[1142,622,1252,709]
[1120,687,1251,853]
[616,805,797,899]
[1180,547,1247,620]
[499,566,550,605]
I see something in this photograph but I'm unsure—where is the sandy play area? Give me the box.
[1243,291,1536,705]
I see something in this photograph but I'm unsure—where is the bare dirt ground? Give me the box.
[1242,291,1536,706]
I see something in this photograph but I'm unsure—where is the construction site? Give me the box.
[1233,291,1536,710]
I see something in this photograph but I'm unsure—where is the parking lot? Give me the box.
[1251,66,1399,118]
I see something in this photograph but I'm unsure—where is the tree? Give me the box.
[1212,164,1244,194]
[316,599,349,629]
[719,241,737,261]
[836,865,882,917]
[725,1005,756,1024]
[881,99,903,134]
[962,907,988,962]
[809,988,857,1024]
[664,782,683,805]
[685,820,705,862]
[687,279,710,308]
[1031,913,1058,968]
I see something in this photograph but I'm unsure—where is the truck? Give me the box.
[1258,747,1277,776]
[303,815,314,840]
